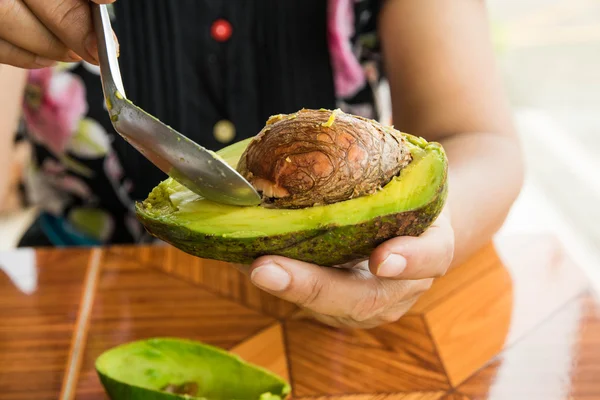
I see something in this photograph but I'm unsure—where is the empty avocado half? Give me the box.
[136,109,448,267]
[95,338,291,400]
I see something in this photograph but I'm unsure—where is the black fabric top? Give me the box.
[112,0,338,200]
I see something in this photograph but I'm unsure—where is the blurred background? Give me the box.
[1,0,598,284]
[486,0,600,288]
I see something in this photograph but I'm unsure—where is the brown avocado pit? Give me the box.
[236,108,413,209]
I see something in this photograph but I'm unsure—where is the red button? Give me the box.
[211,19,232,42]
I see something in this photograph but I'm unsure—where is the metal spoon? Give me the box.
[90,4,261,206]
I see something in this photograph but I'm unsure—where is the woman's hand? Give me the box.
[0,0,115,68]
[237,210,454,329]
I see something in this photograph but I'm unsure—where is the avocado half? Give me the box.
[135,115,448,267]
[95,338,291,400]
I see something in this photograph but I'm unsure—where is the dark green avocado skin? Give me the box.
[98,374,173,400]
[97,374,289,400]
[135,180,447,267]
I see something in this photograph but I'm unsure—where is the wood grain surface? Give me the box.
[408,243,500,314]
[440,394,471,400]
[107,245,298,319]
[0,249,90,400]
[285,315,450,396]
[74,250,276,400]
[425,263,514,386]
[458,294,600,400]
[0,233,597,400]
[230,323,290,382]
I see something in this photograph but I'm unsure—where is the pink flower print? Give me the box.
[56,175,93,199]
[41,159,93,200]
[41,158,66,176]
[125,212,144,241]
[104,151,124,182]
[23,67,88,156]
[327,0,366,98]
[123,179,134,193]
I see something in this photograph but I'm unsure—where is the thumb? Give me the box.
[248,256,377,318]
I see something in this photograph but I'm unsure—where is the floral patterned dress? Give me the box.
[17,0,389,247]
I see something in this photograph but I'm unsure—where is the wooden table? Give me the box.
[0,233,598,400]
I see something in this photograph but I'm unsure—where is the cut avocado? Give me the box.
[95,337,291,400]
[136,125,448,267]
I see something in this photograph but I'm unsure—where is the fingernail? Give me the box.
[34,57,57,67]
[251,262,291,292]
[85,33,98,62]
[67,50,82,62]
[376,254,407,277]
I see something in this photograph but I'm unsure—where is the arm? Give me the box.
[239,0,524,329]
[0,65,27,207]
[379,0,524,267]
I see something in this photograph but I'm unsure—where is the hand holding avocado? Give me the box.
[0,0,115,68]
[242,207,454,329]
[236,109,453,328]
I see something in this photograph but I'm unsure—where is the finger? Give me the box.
[23,0,115,64]
[249,256,383,319]
[0,0,81,62]
[369,214,455,280]
[316,296,419,329]
[291,302,386,329]
[298,278,430,329]
[248,256,420,322]
[373,291,426,324]
[0,38,57,69]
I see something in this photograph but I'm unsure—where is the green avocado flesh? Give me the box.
[95,338,291,400]
[136,133,448,267]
